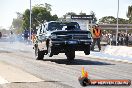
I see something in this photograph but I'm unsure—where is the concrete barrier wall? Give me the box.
[104,45,132,58]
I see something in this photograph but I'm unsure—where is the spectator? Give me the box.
[125,33,129,46]
[9,31,15,43]
[91,24,102,51]
[24,29,29,43]
[0,32,2,39]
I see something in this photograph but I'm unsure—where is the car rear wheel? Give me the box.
[35,47,44,60]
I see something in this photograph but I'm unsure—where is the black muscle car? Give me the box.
[34,21,92,60]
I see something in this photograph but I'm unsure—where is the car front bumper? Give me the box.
[51,40,91,52]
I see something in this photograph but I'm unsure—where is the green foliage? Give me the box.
[22,9,30,29]
[99,16,128,24]
[118,18,129,24]
[127,5,132,23]
[12,19,23,29]
[79,12,86,15]
[63,12,77,19]
[45,3,52,11]
[66,12,77,15]
[90,11,97,24]
[0,28,10,34]
[51,14,58,21]
[22,3,58,32]
[12,12,23,34]
[99,16,116,24]
[127,5,132,18]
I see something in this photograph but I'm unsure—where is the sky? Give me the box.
[0,0,131,29]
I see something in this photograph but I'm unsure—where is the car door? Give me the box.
[37,24,47,51]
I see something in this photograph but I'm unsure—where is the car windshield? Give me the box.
[48,22,80,31]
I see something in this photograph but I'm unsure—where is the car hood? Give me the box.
[50,30,91,35]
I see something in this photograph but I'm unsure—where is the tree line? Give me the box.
[11,4,132,34]
[12,3,58,34]
[99,5,132,24]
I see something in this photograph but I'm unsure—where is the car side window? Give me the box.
[43,24,46,33]
[41,25,44,33]
[36,25,42,36]
[41,25,43,34]
[45,24,48,31]
[37,28,40,35]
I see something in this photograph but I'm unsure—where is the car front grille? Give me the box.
[72,35,88,40]
[57,34,89,40]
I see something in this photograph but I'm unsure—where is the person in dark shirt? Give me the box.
[125,33,129,46]
[0,32,2,39]
[24,29,29,43]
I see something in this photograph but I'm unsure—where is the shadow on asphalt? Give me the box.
[42,59,114,65]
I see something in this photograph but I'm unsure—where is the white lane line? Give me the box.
[0,76,9,84]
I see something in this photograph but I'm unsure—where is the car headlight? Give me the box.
[91,38,93,42]
[87,34,91,38]
[51,34,57,39]
[39,35,46,41]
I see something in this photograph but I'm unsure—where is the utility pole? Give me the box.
[116,0,119,46]
[29,0,32,42]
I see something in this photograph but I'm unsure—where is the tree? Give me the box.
[51,14,58,21]
[99,16,116,24]
[16,12,23,19]
[22,9,30,29]
[63,12,77,19]
[45,3,52,11]
[66,12,77,15]
[0,28,10,34]
[99,16,129,24]
[79,11,86,15]
[12,12,23,34]
[31,5,51,28]
[90,11,97,24]
[12,18,23,29]
[127,5,132,23]
[22,4,58,32]
[118,18,129,24]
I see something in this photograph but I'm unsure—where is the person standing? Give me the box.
[9,31,14,43]
[31,31,36,44]
[24,29,29,43]
[125,33,129,46]
[0,32,2,39]
[91,24,102,51]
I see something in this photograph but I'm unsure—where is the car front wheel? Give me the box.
[48,40,53,57]
[66,50,75,61]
